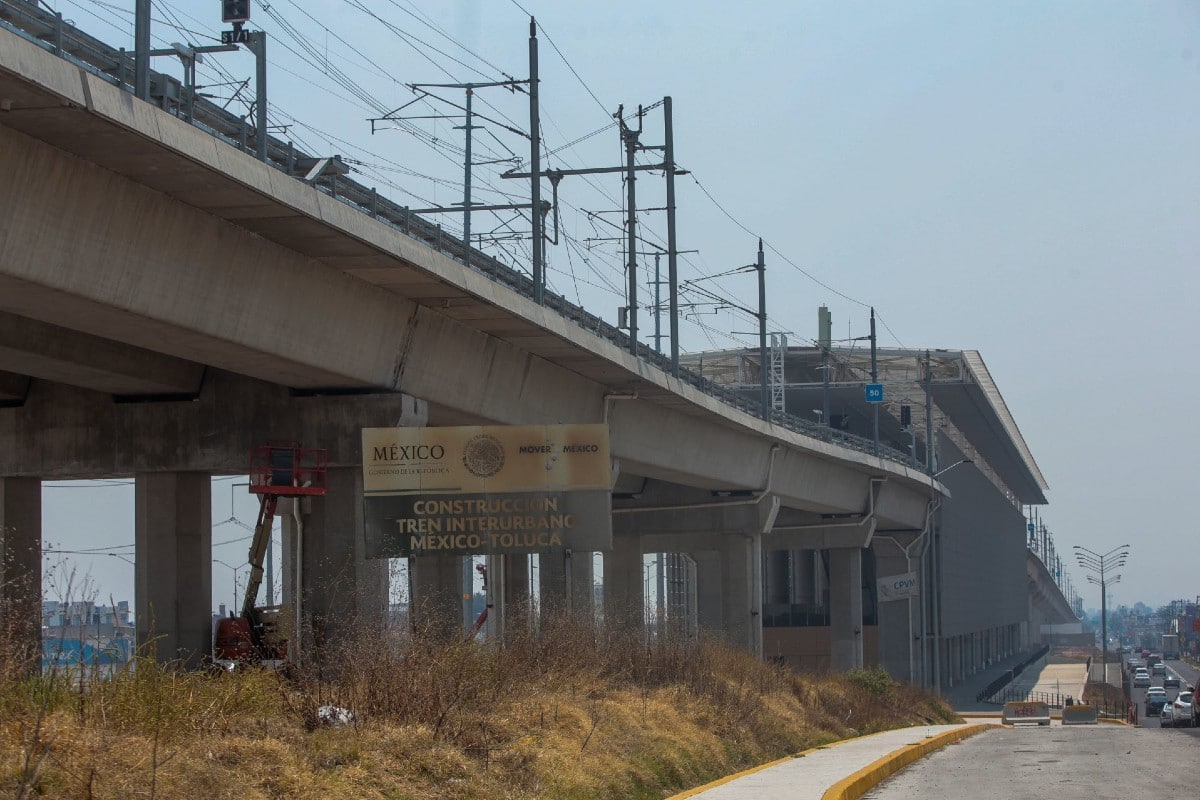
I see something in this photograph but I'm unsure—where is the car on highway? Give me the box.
[1160,704,1175,727]
[1146,687,1169,716]
[1152,662,1167,676]
[1169,691,1193,728]
[1164,673,1180,689]
[1134,669,1152,688]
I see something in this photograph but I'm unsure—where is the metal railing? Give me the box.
[975,644,1050,702]
[991,687,1074,709]
[0,0,917,468]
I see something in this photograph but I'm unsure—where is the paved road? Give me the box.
[1128,658,1199,728]
[863,724,1196,799]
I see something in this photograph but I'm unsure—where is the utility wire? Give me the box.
[683,168,908,347]
[506,0,610,119]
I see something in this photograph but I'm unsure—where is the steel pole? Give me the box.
[1100,570,1108,683]
[664,96,680,376]
[757,240,768,420]
[252,32,268,162]
[624,118,639,356]
[134,0,150,100]
[653,254,665,353]
[528,18,544,305]
[925,350,937,691]
[871,307,878,455]
[463,87,474,266]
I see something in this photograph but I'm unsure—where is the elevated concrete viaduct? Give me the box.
[681,342,1073,689]
[0,22,937,670]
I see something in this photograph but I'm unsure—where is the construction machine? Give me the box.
[213,442,327,670]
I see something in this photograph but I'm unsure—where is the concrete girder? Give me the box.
[0,311,204,396]
[613,496,779,539]
[0,369,426,478]
[611,426,933,529]
[0,122,414,391]
[1026,554,1076,625]
[765,478,886,549]
[0,122,612,432]
[610,409,874,514]
[873,480,931,532]
[764,521,876,551]
[0,370,30,403]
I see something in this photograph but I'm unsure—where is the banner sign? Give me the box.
[877,571,919,602]
[362,424,611,558]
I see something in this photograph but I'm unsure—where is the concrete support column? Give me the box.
[872,546,913,682]
[135,472,211,666]
[568,550,595,622]
[295,467,386,658]
[764,550,790,605]
[484,555,505,642]
[539,550,596,624]
[692,549,723,635]
[829,547,864,671]
[539,551,567,615]
[669,553,699,639]
[720,534,762,656]
[603,533,643,631]
[0,478,42,671]
[503,554,530,637]
[409,554,465,637]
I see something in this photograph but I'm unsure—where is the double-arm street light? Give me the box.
[1073,544,1129,684]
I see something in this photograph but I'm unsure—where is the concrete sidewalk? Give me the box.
[670,724,990,800]
[942,648,1045,712]
[668,651,1088,800]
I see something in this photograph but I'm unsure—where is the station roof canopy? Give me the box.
[682,346,1049,505]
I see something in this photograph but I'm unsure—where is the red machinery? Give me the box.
[214,443,327,668]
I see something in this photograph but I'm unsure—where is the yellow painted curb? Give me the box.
[665,729,899,800]
[820,724,992,800]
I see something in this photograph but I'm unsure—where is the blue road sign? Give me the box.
[865,383,884,403]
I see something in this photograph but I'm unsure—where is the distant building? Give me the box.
[42,600,134,672]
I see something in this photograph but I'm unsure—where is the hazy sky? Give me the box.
[34,1,1199,610]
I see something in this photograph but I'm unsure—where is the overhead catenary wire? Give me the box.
[59,0,910,357]
[505,0,610,119]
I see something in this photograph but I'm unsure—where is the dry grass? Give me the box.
[0,614,958,800]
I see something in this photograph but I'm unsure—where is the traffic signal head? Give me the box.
[222,0,250,24]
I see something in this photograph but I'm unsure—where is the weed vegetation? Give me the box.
[0,614,957,799]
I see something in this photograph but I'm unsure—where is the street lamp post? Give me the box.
[213,559,244,613]
[1074,544,1129,685]
[926,457,973,693]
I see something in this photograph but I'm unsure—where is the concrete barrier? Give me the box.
[1061,704,1099,725]
[1001,701,1051,726]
